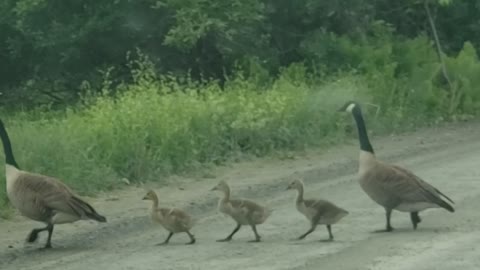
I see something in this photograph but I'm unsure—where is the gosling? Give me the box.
[287,179,348,241]
[211,180,272,242]
[142,190,196,245]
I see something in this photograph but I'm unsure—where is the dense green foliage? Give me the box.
[2,0,480,216]
[0,0,479,107]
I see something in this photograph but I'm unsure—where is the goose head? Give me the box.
[142,190,157,201]
[337,100,358,113]
[286,178,303,191]
[210,180,229,193]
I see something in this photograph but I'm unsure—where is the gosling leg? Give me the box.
[186,231,196,245]
[217,223,241,242]
[157,232,174,245]
[319,224,334,242]
[298,224,317,240]
[247,224,261,243]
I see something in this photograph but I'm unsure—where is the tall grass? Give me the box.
[0,68,367,203]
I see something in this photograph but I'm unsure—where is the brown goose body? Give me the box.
[340,101,454,231]
[7,166,105,225]
[358,157,454,213]
[287,179,348,241]
[143,190,196,245]
[211,180,272,242]
[1,120,106,248]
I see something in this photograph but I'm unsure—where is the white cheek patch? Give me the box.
[5,164,20,194]
[346,103,356,113]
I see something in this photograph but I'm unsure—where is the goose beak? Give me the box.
[286,185,292,190]
[142,196,148,200]
[210,186,217,191]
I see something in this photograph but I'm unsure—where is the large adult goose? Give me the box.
[0,119,106,248]
[339,101,454,232]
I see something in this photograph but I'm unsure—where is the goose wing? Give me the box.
[18,172,105,220]
[304,199,348,218]
[159,208,193,228]
[376,163,454,212]
[230,199,264,213]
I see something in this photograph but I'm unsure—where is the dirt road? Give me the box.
[1,121,479,270]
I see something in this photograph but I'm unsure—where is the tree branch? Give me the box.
[38,89,65,103]
[424,0,452,90]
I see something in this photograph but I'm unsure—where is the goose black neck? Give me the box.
[0,121,19,168]
[351,107,374,154]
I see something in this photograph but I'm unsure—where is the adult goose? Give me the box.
[0,119,106,248]
[339,101,454,231]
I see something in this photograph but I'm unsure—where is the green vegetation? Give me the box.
[1,0,480,217]
[1,0,480,108]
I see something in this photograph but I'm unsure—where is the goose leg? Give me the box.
[157,232,174,245]
[385,208,394,232]
[27,228,44,243]
[44,224,54,249]
[247,224,261,243]
[297,224,316,240]
[410,212,421,230]
[217,224,241,242]
[27,224,53,245]
[185,231,196,245]
[374,208,394,233]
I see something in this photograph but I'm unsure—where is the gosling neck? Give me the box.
[295,184,304,203]
[150,194,159,209]
[221,186,231,202]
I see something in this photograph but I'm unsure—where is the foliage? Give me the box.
[0,0,479,106]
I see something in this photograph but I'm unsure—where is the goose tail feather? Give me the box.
[71,196,107,222]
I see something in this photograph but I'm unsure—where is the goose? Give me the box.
[286,178,348,241]
[211,180,272,242]
[0,119,106,248]
[338,101,454,232]
[142,190,196,245]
